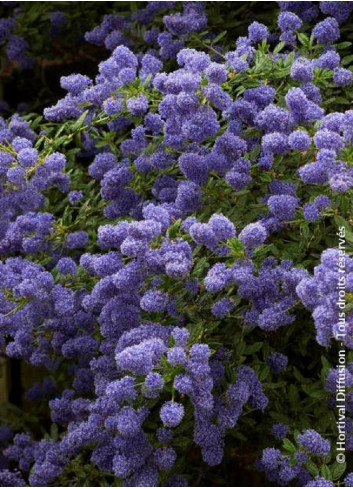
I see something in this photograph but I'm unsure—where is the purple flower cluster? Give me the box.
[22,324,267,484]
[0,124,72,256]
[0,257,97,369]
[257,446,311,486]
[258,428,331,486]
[297,249,353,347]
[297,429,330,456]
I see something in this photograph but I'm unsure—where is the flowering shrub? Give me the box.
[1,1,353,487]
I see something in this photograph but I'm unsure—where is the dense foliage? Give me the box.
[1,1,353,487]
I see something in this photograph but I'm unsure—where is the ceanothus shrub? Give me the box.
[0,1,353,487]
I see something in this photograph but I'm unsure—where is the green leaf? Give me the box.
[167,219,182,239]
[189,322,204,343]
[306,460,319,477]
[71,110,89,132]
[50,423,59,441]
[341,54,353,66]
[288,385,300,408]
[320,355,331,381]
[243,342,263,355]
[227,237,244,258]
[172,436,192,450]
[282,438,296,454]
[213,30,227,44]
[333,216,353,243]
[192,256,209,276]
[329,461,346,481]
[320,465,332,481]
[283,51,295,67]
[321,356,331,371]
[334,41,352,49]
[258,365,271,381]
[297,33,309,47]
[308,390,325,399]
[52,135,68,149]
